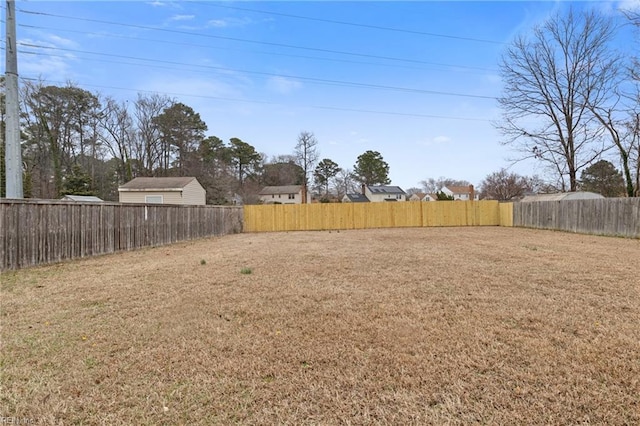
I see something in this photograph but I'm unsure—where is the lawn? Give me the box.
[1,227,639,425]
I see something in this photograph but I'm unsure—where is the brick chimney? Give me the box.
[469,184,475,201]
[361,184,366,195]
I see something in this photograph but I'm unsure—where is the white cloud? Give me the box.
[417,135,452,147]
[433,136,451,144]
[18,37,77,79]
[207,19,229,28]
[617,0,640,12]
[266,76,302,94]
[170,14,195,21]
[148,1,183,10]
[207,17,253,28]
[48,35,78,48]
[20,55,74,80]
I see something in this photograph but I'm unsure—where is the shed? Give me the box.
[118,177,206,205]
[60,195,104,203]
[520,192,605,202]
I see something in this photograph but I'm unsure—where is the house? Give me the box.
[408,192,426,201]
[422,193,439,202]
[228,193,243,206]
[441,185,479,201]
[60,195,104,203]
[118,177,206,205]
[520,192,605,202]
[259,185,307,204]
[363,185,407,202]
[342,193,370,203]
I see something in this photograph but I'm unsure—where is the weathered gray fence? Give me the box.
[0,199,243,270]
[513,198,640,238]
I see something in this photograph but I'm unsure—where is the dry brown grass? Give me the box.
[1,227,639,425]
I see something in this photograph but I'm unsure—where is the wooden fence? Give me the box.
[513,198,640,238]
[0,199,243,270]
[5,197,635,270]
[244,200,506,232]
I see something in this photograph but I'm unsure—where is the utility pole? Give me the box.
[4,0,23,198]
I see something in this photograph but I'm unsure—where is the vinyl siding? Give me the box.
[181,180,206,205]
[260,191,303,204]
[119,191,182,204]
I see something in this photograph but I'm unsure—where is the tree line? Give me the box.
[0,78,395,203]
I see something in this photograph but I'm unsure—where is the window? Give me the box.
[145,195,163,204]
[289,194,295,199]
[272,194,275,198]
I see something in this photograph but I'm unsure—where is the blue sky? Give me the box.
[5,0,640,190]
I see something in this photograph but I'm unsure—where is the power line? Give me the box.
[17,8,495,72]
[18,23,494,74]
[20,77,493,122]
[18,49,388,91]
[196,1,504,45]
[18,42,497,100]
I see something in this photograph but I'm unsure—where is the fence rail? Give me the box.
[1,199,243,270]
[244,201,505,232]
[513,198,640,238]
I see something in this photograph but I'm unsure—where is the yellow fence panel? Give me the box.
[244,201,505,232]
[499,202,514,227]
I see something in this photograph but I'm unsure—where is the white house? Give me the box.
[441,185,479,201]
[259,185,307,204]
[363,185,406,202]
[408,192,426,201]
[118,177,206,205]
[422,193,439,202]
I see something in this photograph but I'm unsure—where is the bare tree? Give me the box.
[624,10,639,82]
[623,9,640,195]
[334,168,358,199]
[420,177,470,194]
[294,131,319,203]
[627,110,640,195]
[497,8,621,191]
[586,100,639,197]
[99,97,136,183]
[479,169,534,201]
[133,93,173,176]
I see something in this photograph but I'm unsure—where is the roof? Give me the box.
[366,185,406,194]
[259,185,303,195]
[521,192,605,202]
[118,177,198,191]
[443,185,472,195]
[343,193,370,202]
[60,195,104,202]
[409,192,426,200]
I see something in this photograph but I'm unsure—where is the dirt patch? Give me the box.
[1,227,639,424]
